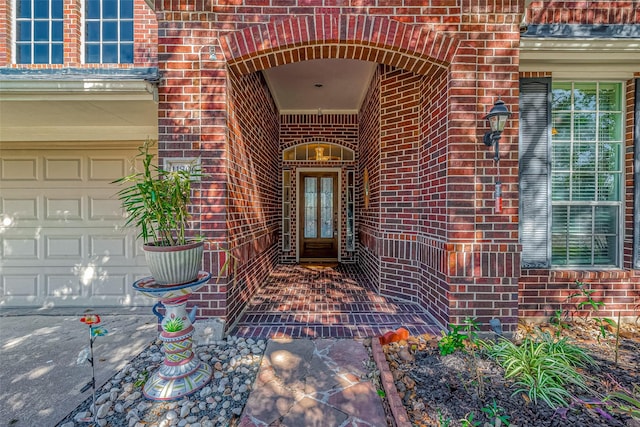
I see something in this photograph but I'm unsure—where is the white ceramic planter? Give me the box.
[143,240,204,285]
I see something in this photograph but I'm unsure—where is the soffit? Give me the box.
[520,38,640,79]
[0,80,158,142]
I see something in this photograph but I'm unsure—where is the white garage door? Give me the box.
[0,144,152,307]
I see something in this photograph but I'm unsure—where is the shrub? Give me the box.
[488,330,595,409]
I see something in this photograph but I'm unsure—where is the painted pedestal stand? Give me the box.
[133,271,213,401]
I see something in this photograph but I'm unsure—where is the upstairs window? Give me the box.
[85,0,134,63]
[15,0,64,64]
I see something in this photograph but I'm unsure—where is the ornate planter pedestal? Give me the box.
[133,271,212,401]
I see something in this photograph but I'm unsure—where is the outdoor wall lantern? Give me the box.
[483,99,511,213]
[483,99,511,162]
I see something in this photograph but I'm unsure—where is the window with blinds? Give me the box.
[550,82,624,267]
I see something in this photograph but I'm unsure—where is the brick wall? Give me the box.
[0,0,8,65]
[358,66,382,292]
[417,67,450,327]
[377,65,423,302]
[0,0,156,68]
[527,1,639,24]
[223,70,280,328]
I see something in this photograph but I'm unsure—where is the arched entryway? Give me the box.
[212,14,469,335]
[155,7,522,336]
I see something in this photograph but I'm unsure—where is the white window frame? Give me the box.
[82,0,135,64]
[550,80,625,268]
[13,0,64,64]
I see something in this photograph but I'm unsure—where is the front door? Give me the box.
[299,172,339,261]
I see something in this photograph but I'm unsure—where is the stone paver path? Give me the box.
[239,338,387,427]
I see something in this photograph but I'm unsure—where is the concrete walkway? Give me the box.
[0,308,157,427]
[239,338,388,427]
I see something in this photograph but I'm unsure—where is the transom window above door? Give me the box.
[283,142,354,162]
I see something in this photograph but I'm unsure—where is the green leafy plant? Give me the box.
[488,330,595,409]
[437,409,452,427]
[164,317,184,332]
[569,280,604,314]
[481,399,510,425]
[438,324,467,356]
[463,317,480,346]
[134,370,150,388]
[438,317,481,356]
[459,411,481,427]
[593,317,617,342]
[113,139,202,246]
[605,384,640,420]
[549,309,571,338]
[567,280,616,341]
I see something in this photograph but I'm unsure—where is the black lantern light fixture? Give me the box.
[483,99,511,213]
[483,99,511,162]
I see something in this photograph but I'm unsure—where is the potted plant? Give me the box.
[113,139,203,285]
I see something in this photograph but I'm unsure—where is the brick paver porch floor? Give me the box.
[231,263,442,339]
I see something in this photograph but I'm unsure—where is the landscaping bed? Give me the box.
[383,319,640,427]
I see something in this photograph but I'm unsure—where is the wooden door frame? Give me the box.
[296,167,342,263]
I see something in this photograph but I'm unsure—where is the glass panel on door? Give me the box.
[320,177,334,238]
[304,176,317,238]
[300,172,338,260]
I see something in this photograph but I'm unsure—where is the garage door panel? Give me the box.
[89,157,130,181]
[1,274,38,297]
[2,230,139,265]
[1,267,151,306]
[90,235,127,259]
[90,196,123,220]
[2,151,137,189]
[1,197,38,220]
[2,189,123,226]
[46,196,83,220]
[92,273,128,296]
[0,146,155,308]
[46,236,83,258]
[45,157,83,181]
[2,235,39,260]
[46,274,83,299]
[0,157,39,181]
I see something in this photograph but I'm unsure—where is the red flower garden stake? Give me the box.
[77,314,108,424]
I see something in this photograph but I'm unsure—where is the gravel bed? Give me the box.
[56,336,265,427]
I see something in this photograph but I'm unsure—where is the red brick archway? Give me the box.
[155,3,522,332]
[219,14,460,76]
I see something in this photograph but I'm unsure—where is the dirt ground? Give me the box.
[384,319,640,427]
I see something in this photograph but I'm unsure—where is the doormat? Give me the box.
[300,262,339,270]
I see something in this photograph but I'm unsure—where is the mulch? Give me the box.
[382,320,640,427]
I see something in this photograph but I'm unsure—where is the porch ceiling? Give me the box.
[261,58,377,115]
